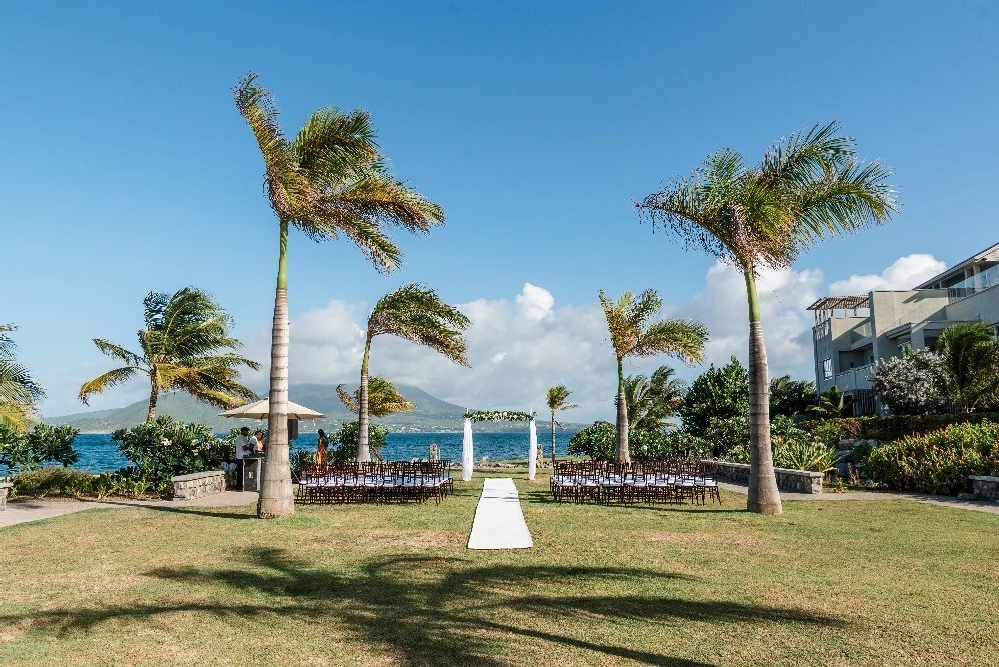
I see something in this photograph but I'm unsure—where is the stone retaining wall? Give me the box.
[970,475,999,500]
[703,460,824,494]
[0,482,11,510]
[171,470,226,500]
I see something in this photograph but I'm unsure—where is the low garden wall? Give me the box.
[969,475,999,500]
[171,470,226,500]
[704,460,823,494]
[0,482,11,510]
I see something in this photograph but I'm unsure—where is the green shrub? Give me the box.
[331,421,388,462]
[800,412,999,442]
[0,423,79,473]
[774,440,841,473]
[112,416,232,495]
[568,421,616,461]
[290,449,316,474]
[811,421,845,447]
[10,466,94,498]
[864,421,999,495]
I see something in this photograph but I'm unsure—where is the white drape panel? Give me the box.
[462,418,474,482]
[528,418,537,481]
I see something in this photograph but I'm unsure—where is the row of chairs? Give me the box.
[297,461,455,505]
[550,460,722,505]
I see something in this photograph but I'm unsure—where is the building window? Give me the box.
[822,358,833,380]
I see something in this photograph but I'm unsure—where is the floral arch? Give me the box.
[462,410,538,481]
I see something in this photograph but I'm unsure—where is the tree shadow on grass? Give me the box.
[1,548,844,666]
[94,501,258,521]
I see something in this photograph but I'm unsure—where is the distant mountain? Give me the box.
[44,383,584,434]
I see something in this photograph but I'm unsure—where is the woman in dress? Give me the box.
[315,428,328,466]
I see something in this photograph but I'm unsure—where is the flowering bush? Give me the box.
[871,349,949,415]
[864,421,999,495]
[467,410,533,422]
[112,417,231,495]
[567,421,615,461]
[0,423,79,473]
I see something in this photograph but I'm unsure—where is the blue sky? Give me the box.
[3,1,997,420]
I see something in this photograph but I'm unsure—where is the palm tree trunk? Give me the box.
[744,268,782,515]
[550,409,558,466]
[259,220,294,519]
[616,357,629,464]
[356,339,372,463]
[146,377,159,421]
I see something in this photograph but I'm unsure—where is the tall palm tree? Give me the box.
[357,284,470,461]
[599,289,708,464]
[637,121,897,515]
[79,288,260,420]
[546,384,579,465]
[0,324,46,430]
[938,322,999,411]
[234,74,444,518]
[337,376,415,461]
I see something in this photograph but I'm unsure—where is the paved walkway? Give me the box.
[0,491,259,529]
[468,478,533,549]
[718,481,999,514]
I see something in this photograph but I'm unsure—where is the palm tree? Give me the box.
[623,365,686,432]
[545,384,579,465]
[357,284,470,462]
[809,385,854,418]
[234,74,444,518]
[0,324,46,430]
[938,322,999,411]
[599,289,708,464]
[79,288,260,420]
[336,376,415,461]
[637,121,897,514]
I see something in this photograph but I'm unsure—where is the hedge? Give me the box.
[800,412,999,442]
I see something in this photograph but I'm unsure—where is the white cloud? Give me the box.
[829,254,945,295]
[515,282,555,321]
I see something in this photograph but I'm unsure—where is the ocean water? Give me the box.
[69,431,579,473]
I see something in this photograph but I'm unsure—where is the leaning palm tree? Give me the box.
[356,284,470,462]
[235,74,444,518]
[79,288,260,420]
[546,384,579,465]
[637,121,897,515]
[623,365,686,433]
[599,289,708,464]
[337,376,415,461]
[0,324,46,430]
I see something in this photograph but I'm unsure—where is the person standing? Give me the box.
[251,429,266,454]
[234,427,251,490]
[315,429,328,466]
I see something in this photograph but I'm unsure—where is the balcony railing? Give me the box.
[833,365,874,391]
[948,264,999,302]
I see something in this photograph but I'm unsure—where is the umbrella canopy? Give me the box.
[219,398,324,420]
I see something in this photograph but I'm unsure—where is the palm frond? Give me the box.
[78,366,141,405]
[0,400,34,430]
[92,339,145,368]
[337,377,415,417]
[368,284,470,365]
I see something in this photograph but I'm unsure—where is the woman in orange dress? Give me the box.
[315,429,328,466]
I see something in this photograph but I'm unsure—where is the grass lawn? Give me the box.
[1,471,996,666]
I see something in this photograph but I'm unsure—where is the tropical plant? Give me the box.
[599,289,708,464]
[79,288,259,420]
[773,440,842,474]
[234,74,445,518]
[678,356,749,437]
[545,384,579,465]
[870,347,949,415]
[356,285,469,462]
[937,322,999,411]
[864,420,999,495]
[567,421,616,461]
[337,377,416,416]
[112,416,232,496]
[810,385,855,418]
[624,365,686,432]
[0,423,79,473]
[770,375,817,417]
[0,324,45,430]
[331,421,389,462]
[638,121,897,514]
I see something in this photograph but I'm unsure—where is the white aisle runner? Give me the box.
[467,478,534,549]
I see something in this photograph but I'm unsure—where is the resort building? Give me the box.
[808,242,999,414]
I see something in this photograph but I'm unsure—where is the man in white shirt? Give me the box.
[234,427,251,490]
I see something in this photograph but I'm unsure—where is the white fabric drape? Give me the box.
[462,418,474,482]
[528,418,537,481]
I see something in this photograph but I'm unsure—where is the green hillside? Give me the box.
[45,384,579,433]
